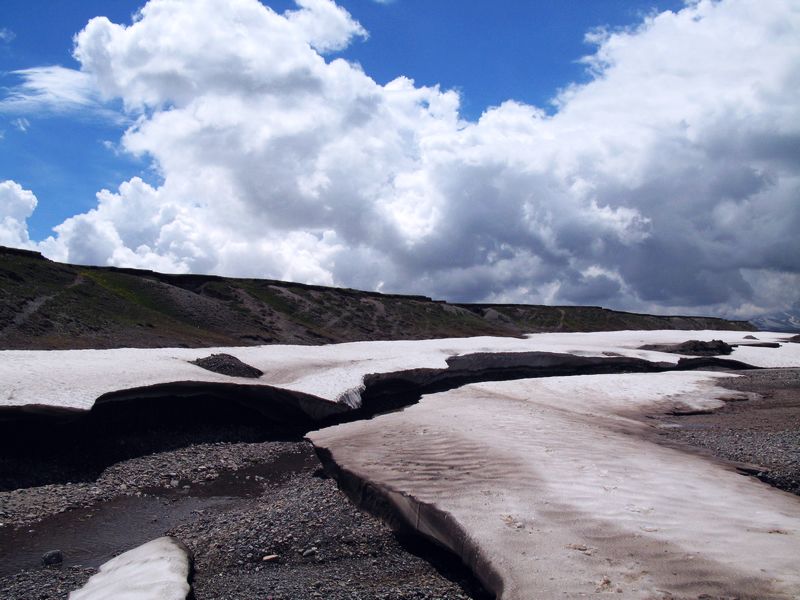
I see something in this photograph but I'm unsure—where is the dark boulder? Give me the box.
[190,353,263,378]
[42,550,63,566]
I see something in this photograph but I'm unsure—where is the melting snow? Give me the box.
[309,370,800,599]
[69,536,190,600]
[1,330,797,411]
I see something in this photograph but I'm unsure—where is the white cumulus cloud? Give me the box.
[2,0,799,318]
[0,180,37,248]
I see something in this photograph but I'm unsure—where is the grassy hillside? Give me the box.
[0,246,754,350]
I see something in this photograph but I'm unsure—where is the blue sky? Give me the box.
[0,0,797,318]
[1,0,682,240]
[1,2,148,238]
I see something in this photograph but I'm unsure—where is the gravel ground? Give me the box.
[0,566,95,600]
[654,368,800,495]
[173,446,486,600]
[0,440,488,600]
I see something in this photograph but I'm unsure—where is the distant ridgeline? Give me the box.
[0,245,754,350]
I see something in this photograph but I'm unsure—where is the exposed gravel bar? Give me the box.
[0,566,95,600]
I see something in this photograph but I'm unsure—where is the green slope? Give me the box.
[0,246,755,350]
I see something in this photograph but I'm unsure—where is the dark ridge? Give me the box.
[732,342,782,349]
[0,245,755,350]
[85,263,435,302]
[673,356,760,370]
[640,339,734,356]
[0,246,46,260]
[339,352,673,422]
[456,302,753,330]
[0,393,309,491]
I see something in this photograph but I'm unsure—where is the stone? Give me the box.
[262,554,279,562]
[42,550,63,566]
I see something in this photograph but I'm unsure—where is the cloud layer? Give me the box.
[2,0,799,317]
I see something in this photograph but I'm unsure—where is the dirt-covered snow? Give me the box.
[309,370,800,599]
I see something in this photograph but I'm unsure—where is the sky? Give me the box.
[0,0,798,320]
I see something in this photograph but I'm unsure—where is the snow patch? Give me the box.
[69,536,190,600]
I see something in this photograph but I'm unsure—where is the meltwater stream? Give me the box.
[0,450,315,577]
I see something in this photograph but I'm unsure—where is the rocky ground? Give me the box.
[0,439,488,600]
[653,368,800,495]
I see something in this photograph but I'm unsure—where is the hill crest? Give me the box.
[0,245,754,350]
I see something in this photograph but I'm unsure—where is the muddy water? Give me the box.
[0,450,316,578]
[0,494,234,576]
